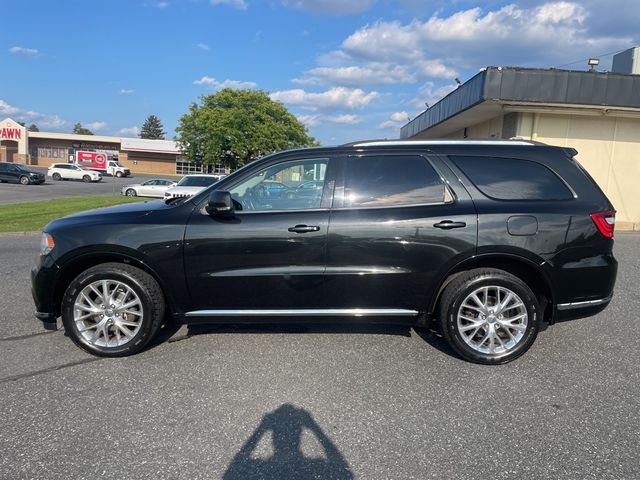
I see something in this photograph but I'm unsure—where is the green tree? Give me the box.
[28,124,39,132]
[176,89,317,169]
[139,115,166,140]
[73,123,94,135]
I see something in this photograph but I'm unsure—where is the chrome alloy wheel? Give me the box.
[73,279,144,348]
[457,285,528,355]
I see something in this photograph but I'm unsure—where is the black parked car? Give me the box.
[31,140,617,364]
[0,162,46,184]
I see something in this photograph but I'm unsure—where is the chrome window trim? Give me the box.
[353,140,535,147]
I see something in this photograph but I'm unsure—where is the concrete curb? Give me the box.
[0,231,40,237]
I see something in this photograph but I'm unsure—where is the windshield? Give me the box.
[177,176,219,187]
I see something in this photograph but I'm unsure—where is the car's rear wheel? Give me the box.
[19,175,30,185]
[126,188,137,197]
[52,172,62,181]
[82,175,91,183]
[439,268,540,364]
[61,263,165,357]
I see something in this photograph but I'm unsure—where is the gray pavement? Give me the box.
[0,234,639,479]
[0,168,178,205]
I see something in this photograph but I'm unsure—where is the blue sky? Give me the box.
[1,0,638,145]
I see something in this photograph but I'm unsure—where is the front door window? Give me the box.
[229,158,328,211]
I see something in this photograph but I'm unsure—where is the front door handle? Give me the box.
[433,220,467,229]
[288,224,320,233]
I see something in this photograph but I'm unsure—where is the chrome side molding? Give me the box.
[185,308,419,317]
[556,296,612,310]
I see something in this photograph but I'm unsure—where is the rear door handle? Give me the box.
[433,220,467,229]
[288,224,320,233]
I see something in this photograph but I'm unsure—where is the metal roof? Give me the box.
[401,66,640,139]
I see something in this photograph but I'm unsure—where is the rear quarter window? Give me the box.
[450,156,573,201]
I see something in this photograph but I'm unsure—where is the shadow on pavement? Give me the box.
[181,321,412,338]
[223,404,354,480]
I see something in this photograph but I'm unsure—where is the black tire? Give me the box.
[82,175,91,183]
[125,188,137,197]
[438,268,540,365]
[19,175,30,185]
[61,263,165,357]
[52,172,62,181]
[116,171,123,178]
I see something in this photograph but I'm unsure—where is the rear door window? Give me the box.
[342,155,445,208]
[450,156,573,201]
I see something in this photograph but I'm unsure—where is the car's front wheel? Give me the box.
[439,268,540,364]
[19,175,30,185]
[61,263,165,357]
[125,188,137,197]
[116,171,123,178]
[82,175,92,183]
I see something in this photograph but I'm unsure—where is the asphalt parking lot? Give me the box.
[0,168,174,205]
[1,233,639,479]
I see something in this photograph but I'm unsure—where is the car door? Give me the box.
[325,151,477,312]
[65,165,80,179]
[0,163,9,182]
[138,180,156,196]
[183,155,336,312]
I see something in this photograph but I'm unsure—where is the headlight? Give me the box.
[40,232,55,256]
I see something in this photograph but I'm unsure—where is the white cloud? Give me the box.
[340,2,631,68]
[296,114,322,128]
[329,114,361,124]
[0,100,19,115]
[193,76,257,89]
[379,111,410,130]
[0,99,66,129]
[156,1,169,8]
[196,43,210,51]
[9,46,39,57]
[409,82,457,109]
[270,87,379,111]
[294,64,415,87]
[119,89,134,95]
[297,113,362,127]
[280,0,373,14]
[85,121,107,131]
[210,0,247,10]
[117,126,141,136]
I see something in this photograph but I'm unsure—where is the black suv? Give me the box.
[0,162,46,184]
[31,140,617,364]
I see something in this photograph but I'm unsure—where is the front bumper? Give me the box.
[31,257,60,327]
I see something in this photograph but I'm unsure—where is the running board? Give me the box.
[184,308,419,318]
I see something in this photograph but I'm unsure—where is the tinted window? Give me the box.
[451,156,572,201]
[343,155,444,208]
[0,164,7,172]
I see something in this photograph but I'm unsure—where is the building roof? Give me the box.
[401,66,640,139]
[120,137,180,154]
[29,131,121,144]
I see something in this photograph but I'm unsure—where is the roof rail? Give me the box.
[349,139,536,147]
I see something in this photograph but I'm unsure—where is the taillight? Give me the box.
[590,210,615,238]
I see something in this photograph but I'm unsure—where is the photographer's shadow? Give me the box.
[223,404,354,480]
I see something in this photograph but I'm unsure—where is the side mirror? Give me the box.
[206,190,234,216]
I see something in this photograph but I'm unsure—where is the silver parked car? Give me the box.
[121,179,177,198]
